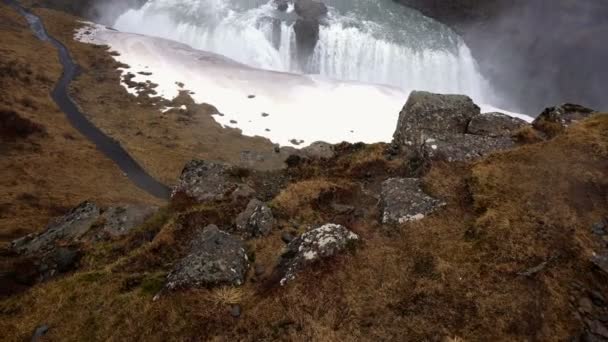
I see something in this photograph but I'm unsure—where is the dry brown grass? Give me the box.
[0,3,160,245]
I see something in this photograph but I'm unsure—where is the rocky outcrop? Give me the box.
[172,160,239,203]
[467,112,528,137]
[392,91,480,147]
[166,225,249,290]
[275,0,289,12]
[235,199,275,238]
[301,141,335,159]
[294,0,328,19]
[392,91,522,162]
[381,178,445,224]
[532,104,597,137]
[278,223,359,285]
[96,204,157,239]
[11,201,100,255]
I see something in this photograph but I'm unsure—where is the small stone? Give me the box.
[262,112,270,117]
[230,304,242,318]
[281,231,295,244]
[330,203,355,214]
[380,178,445,224]
[230,120,238,124]
[254,264,265,276]
[31,324,49,341]
[248,95,256,99]
[235,199,275,238]
[592,219,607,236]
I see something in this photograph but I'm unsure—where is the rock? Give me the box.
[591,253,608,275]
[230,184,256,202]
[11,201,100,254]
[294,0,328,19]
[281,231,296,244]
[294,19,320,61]
[230,304,242,318]
[278,223,359,285]
[301,141,335,159]
[592,218,607,236]
[422,134,515,162]
[532,103,596,137]
[254,264,266,276]
[235,199,275,238]
[392,91,480,148]
[381,178,445,224]
[275,0,288,11]
[330,203,355,214]
[171,160,238,203]
[52,247,79,273]
[31,324,49,342]
[589,290,606,307]
[98,205,156,238]
[166,225,249,290]
[467,112,529,137]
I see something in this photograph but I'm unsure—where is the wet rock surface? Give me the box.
[467,112,529,137]
[235,199,275,238]
[381,178,445,224]
[532,103,597,137]
[392,91,480,147]
[172,160,238,203]
[294,0,328,19]
[278,223,359,285]
[166,225,249,290]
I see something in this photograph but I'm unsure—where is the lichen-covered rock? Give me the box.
[278,223,359,285]
[422,134,515,162]
[171,160,238,203]
[381,178,445,224]
[301,141,335,159]
[392,91,480,147]
[467,112,529,137]
[235,199,275,238]
[532,103,596,137]
[98,205,157,238]
[11,201,100,254]
[165,225,249,290]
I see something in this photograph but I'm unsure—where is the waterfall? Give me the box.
[111,0,494,101]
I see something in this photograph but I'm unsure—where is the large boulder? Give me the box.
[422,134,515,162]
[294,0,328,19]
[294,18,320,61]
[381,178,445,224]
[165,225,249,290]
[235,199,275,238]
[392,91,480,147]
[301,141,335,159]
[532,103,597,137]
[467,112,529,137]
[278,223,359,285]
[97,204,157,238]
[11,201,100,255]
[171,160,238,203]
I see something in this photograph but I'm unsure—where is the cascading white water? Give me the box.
[111,0,494,101]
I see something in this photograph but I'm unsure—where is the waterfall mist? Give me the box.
[98,0,496,104]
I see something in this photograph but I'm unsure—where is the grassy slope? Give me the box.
[0,3,160,245]
[33,8,288,185]
[1,115,606,341]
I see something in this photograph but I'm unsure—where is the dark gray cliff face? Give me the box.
[395,0,608,114]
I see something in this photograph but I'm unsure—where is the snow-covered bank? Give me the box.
[75,24,532,147]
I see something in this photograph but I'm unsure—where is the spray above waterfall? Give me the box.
[109,0,494,101]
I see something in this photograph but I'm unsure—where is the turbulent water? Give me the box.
[110,0,494,101]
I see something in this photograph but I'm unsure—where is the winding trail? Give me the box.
[5,0,171,200]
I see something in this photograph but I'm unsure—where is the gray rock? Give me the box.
[301,141,335,159]
[422,134,515,162]
[467,112,529,137]
[53,247,79,273]
[230,184,256,202]
[11,201,100,254]
[235,199,275,238]
[171,160,238,203]
[330,203,355,214]
[278,223,359,285]
[294,0,328,19]
[532,103,596,136]
[592,218,607,236]
[281,231,296,244]
[166,225,249,290]
[99,205,157,238]
[254,264,266,276]
[591,253,608,276]
[392,91,480,148]
[294,18,320,60]
[31,324,49,342]
[275,0,288,11]
[381,178,445,224]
